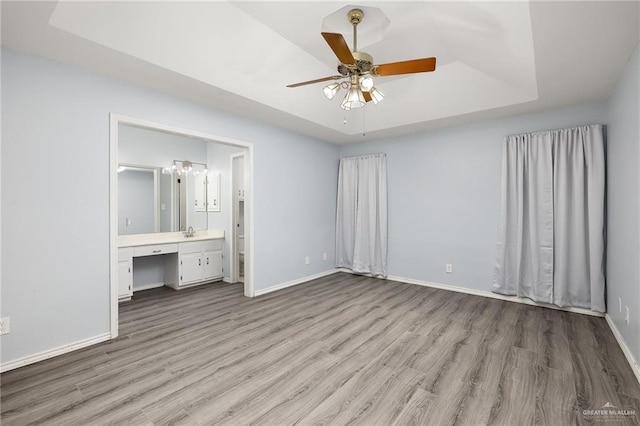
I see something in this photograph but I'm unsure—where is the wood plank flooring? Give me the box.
[2,272,639,425]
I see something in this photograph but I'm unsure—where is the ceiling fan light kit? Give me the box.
[323,82,341,100]
[369,87,385,104]
[287,7,436,111]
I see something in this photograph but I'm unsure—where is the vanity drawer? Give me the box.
[202,239,223,251]
[180,239,223,254]
[118,247,133,262]
[133,243,178,257]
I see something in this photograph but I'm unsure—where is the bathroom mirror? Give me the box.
[118,124,222,236]
[117,162,216,235]
[118,165,166,235]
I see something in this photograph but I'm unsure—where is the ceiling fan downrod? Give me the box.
[349,9,363,53]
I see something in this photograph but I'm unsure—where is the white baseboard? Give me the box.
[253,269,339,297]
[222,277,232,283]
[386,275,604,317]
[344,270,637,384]
[0,332,111,373]
[605,314,640,384]
[133,282,165,292]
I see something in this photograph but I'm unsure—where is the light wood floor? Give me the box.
[2,273,639,425]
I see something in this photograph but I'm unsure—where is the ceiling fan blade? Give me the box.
[321,32,356,65]
[374,57,437,76]
[287,75,342,88]
[363,91,373,103]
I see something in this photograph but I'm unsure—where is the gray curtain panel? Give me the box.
[335,154,388,277]
[493,124,605,312]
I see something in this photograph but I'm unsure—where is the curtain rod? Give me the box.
[506,123,603,139]
[339,153,386,160]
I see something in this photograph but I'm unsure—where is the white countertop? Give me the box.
[118,230,224,248]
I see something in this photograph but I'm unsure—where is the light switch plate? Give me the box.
[0,317,10,335]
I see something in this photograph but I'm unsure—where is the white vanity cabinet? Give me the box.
[119,232,224,295]
[172,239,223,288]
[118,248,133,301]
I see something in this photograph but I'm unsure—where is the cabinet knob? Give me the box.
[207,258,209,265]
[198,259,201,266]
[152,250,161,253]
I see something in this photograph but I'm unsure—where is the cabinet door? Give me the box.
[180,252,203,285]
[234,156,245,200]
[207,172,221,212]
[118,260,132,299]
[203,250,223,280]
[194,174,207,212]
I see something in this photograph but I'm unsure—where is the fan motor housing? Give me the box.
[338,51,374,76]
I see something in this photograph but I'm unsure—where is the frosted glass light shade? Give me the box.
[341,86,366,109]
[359,75,374,91]
[369,87,385,104]
[323,83,340,100]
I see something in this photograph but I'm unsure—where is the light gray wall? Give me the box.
[339,102,607,291]
[1,48,338,365]
[606,42,640,364]
[119,124,208,168]
[207,142,244,280]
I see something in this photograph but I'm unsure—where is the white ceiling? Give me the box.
[2,1,639,144]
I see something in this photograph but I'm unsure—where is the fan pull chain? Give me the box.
[362,106,366,136]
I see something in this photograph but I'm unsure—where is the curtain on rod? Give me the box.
[335,154,388,277]
[493,124,605,312]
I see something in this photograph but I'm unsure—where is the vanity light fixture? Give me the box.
[163,160,207,176]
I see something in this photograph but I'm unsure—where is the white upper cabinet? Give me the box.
[207,171,220,212]
[194,174,207,212]
[234,156,245,200]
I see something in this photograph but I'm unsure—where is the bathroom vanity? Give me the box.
[117,230,224,301]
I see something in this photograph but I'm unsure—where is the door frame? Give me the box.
[230,152,245,284]
[109,113,255,339]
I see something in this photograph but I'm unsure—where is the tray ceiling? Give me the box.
[2,1,638,144]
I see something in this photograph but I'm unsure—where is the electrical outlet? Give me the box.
[305,256,310,265]
[0,317,10,335]
[625,306,630,325]
[619,297,623,312]
[445,264,453,274]
[323,253,328,261]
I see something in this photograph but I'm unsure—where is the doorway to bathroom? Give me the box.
[109,114,254,339]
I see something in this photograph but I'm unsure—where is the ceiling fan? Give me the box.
[287,8,437,110]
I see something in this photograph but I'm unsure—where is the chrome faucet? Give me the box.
[185,226,196,238]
